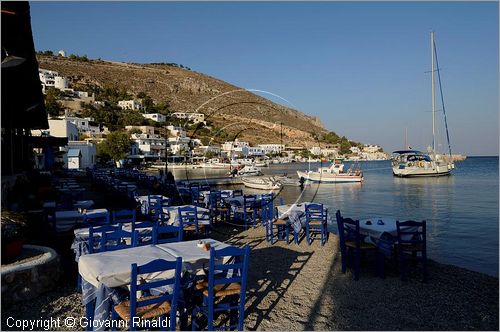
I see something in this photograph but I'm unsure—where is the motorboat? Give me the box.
[391,32,454,177]
[241,177,282,190]
[229,165,263,177]
[271,175,301,186]
[297,161,363,183]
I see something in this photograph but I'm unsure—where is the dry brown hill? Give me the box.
[37,55,328,146]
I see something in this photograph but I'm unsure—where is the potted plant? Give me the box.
[1,211,28,263]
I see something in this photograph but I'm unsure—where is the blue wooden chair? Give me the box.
[260,193,274,227]
[112,209,136,225]
[235,195,258,228]
[267,206,293,245]
[336,210,377,280]
[147,195,163,216]
[112,258,182,331]
[88,224,123,254]
[100,229,137,252]
[178,206,205,238]
[83,210,110,227]
[190,187,204,207]
[153,225,183,244]
[305,203,328,246]
[207,191,221,223]
[132,221,156,246]
[396,220,427,282]
[192,245,250,331]
[154,198,171,222]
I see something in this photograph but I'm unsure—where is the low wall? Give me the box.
[1,245,62,305]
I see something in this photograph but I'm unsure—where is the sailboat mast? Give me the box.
[431,31,436,152]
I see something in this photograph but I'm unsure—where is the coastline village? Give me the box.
[35,66,388,171]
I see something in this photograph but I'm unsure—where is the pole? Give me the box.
[431,31,436,152]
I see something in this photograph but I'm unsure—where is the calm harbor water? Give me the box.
[168,157,499,276]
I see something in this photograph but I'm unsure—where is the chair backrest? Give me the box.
[221,190,232,199]
[305,203,325,223]
[232,189,243,197]
[154,198,171,221]
[148,195,163,208]
[261,193,274,222]
[208,191,222,212]
[84,211,110,226]
[336,210,362,250]
[200,184,211,191]
[178,206,199,233]
[88,224,122,254]
[190,187,202,206]
[129,258,182,330]
[396,220,426,246]
[243,195,257,210]
[207,245,250,305]
[100,229,136,252]
[112,209,136,224]
[153,225,183,244]
[132,221,156,246]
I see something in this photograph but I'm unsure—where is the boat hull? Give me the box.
[296,170,363,183]
[242,177,281,190]
[392,166,451,177]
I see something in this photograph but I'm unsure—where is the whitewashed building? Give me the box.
[172,112,205,124]
[39,69,70,93]
[258,144,285,155]
[118,99,145,111]
[142,113,166,123]
[166,125,186,138]
[125,125,156,136]
[65,141,97,169]
[131,133,167,158]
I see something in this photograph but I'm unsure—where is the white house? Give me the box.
[131,133,166,158]
[258,144,285,155]
[39,69,69,92]
[350,146,361,154]
[62,114,101,136]
[362,144,382,153]
[118,99,145,111]
[142,113,166,123]
[172,112,205,124]
[41,119,79,141]
[65,141,96,169]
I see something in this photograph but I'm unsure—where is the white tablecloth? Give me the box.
[358,218,417,243]
[162,205,210,226]
[55,208,108,232]
[79,239,228,288]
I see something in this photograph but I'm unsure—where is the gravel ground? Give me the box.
[2,223,497,331]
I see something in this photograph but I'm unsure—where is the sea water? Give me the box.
[169,157,499,276]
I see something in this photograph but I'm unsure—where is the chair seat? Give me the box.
[114,295,171,321]
[273,219,287,225]
[308,221,324,226]
[345,241,377,250]
[400,243,425,252]
[195,281,241,297]
[184,224,206,231]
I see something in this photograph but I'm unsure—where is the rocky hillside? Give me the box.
[37,55,328,146]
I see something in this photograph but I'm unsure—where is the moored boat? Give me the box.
[241,177,282,190]
[297,162,363,183]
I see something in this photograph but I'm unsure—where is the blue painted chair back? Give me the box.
[232,189,243,197]
[83,211,110,227]
[132,221,156,246]
[208,191,222,214]
[112,209,136,224]
[201,184,211,191]
[100,229,137,252]
[88,224,122,254]
[261,193,274,223]
[153,225,183,244]
[154,198,171,221]
[305,203,325,223]
[178,206,199,234]
[129,258,182,331]
[207,245,250,330]
[396,220,426,246]
[336,211,362,249]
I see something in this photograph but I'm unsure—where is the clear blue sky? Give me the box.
[30,1,498,156]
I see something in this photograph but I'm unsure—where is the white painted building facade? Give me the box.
[172,112,205,124]
[142,113,166,123]
[118,99,145,111]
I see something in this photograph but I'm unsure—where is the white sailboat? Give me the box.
[392,32,455,177]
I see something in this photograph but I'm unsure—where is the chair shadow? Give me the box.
[242,246,313,330]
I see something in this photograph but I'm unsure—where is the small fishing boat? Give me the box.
[229,165,263,177]
[297,161,363,183]
[272,175,301,186]
[242,177,282,190]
